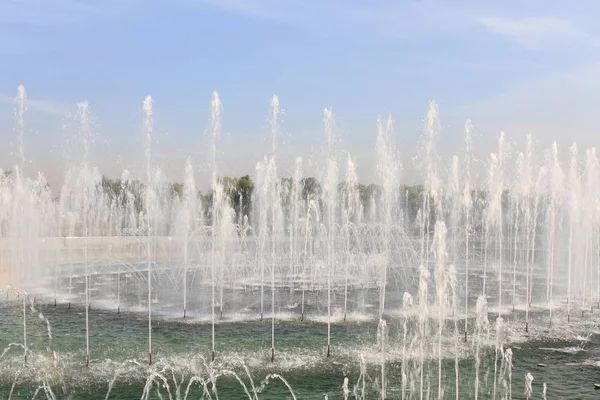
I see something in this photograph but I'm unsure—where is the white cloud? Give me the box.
[475,16,590,48]
[0,93,72,116]
[184,1,600,48]
[458,61,600,150]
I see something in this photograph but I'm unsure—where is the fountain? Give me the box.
[1,85,600,398]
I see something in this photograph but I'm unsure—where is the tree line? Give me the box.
[1,169,511,229]
[99,174,502,227]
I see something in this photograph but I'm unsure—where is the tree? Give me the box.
[300,177,321,201]
[101,175,144,215]
[402,184,424,224]
[101,175,123,200]
[217,175,255,224]
[170,182,184,199]
[0,170,15,191]
[233,175,254,222]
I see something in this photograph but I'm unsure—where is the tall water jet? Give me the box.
[270,95,282,362]
[59,173,75,310]
[527,164,545,320]
[512,152,525,313]
[7,85,28,298]
[300,179,319,323]
[583,149,599,308]
[432,221,447,399]
[474,295,489,400]
[270,95,279,363]
[288,158,302,304]
[209,91,223,362]
[143,95,153,365]
[463,120,473,341]
[375,114,399,319]
[484,132,505,304]
[567,143,579,321]
[74,101,93,367]
[15,85,26,173]
[418,265,430,400]
[292,158,309,322]
[506,348,513,400]
[522,135,534,330]
[269,95,279,155]
[255,96,281,324]
[180,158,196,318]
[447,156,460,266]
[11,86,28,366]
[377,319,387,399]
[401,292,413,400]
[342,154,360,321]
[493,315,506,399]
[545,142,563,325]
[322,107,337,357]
[419,101,441,267]
[448,265,459,400]
[496,133,506,314]
[253,95,284,361]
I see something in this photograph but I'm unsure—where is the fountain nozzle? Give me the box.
[327,344,331,358]
[271,348,275,362]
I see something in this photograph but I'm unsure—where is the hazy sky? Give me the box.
[1,0,599,189]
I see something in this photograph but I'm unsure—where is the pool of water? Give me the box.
[1,295,600,399]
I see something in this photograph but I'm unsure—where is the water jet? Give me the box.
[0,86,598,399]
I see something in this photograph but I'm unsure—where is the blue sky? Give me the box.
[1,0,600,188]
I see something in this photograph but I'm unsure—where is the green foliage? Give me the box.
[200,191,214,222]
[101,176,122,199]
[216,175,255,223]
[402,184,424,223]
[231,175,254,222]
[95,174,513,233]
[1,170,14,186]
[101,175,144,215]
[300,177,321,201]
[170,182,184,199]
